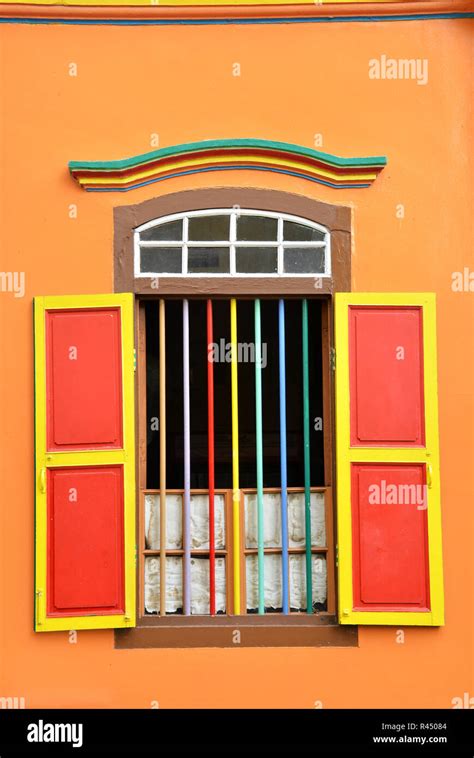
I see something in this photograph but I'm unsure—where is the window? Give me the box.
[33,192,444,642]
[140,298,333,618]
[135,210,330,277]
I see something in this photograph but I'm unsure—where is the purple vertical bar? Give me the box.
[183,299,191,615]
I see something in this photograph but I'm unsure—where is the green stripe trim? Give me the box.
[69,138,387,173]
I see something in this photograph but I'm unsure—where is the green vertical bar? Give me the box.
[255,299,265,614]
[302,299,313,613]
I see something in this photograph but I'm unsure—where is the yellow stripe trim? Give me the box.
[230,299,241,614]
[335,293,444,627]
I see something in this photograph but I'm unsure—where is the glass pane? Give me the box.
[283,220,325,242]
[237,215,278,241]
[140,247,182,274]
[283,247,325,274]
[190,557,226,615]
[188,215,229,241]
[187,247,230,274]
[246,554,282,612]
[144,556,183,614]
[145,494,183,550]
[289,554,327,611]
[190,494,226,549]
[140,219,183,242]
[287,492,326,548]
[235,246,278,274]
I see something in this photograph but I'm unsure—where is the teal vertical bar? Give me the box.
[255,299,265,614]
[302,299,313,613]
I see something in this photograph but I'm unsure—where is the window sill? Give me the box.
[115,616,358,648]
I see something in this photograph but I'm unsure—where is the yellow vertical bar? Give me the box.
[159,299,167,617]
[230,299,240,614]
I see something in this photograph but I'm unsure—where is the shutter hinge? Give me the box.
[330,347,336,372]
[36,589,43,626]
[133,348,137,372]
[335,544,339,567]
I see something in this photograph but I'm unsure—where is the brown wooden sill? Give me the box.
[115,616,358,649]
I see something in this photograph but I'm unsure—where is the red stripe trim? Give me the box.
[207,300,216,617]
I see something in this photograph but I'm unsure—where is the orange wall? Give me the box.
[0,17,472,708]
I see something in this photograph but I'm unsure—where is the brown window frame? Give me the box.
[114,187,356,649]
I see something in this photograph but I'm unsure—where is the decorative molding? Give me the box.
[0,0,420,4]
[70,139,387,192]
[0,1,472,23]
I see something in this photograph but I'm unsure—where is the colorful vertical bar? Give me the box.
[278,299,290,614]
[254,299,265,614]
[207,300,216,616]
[230,299,241,614]
[159,299,166,616]
[183,299,191,615]
[302,299,313,614]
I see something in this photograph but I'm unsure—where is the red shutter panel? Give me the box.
[46,308,123,450]
[34,295,136,632]
[336,294,444,626]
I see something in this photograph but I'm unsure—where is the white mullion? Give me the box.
[205,240,279,248]
[139,241,184,248]
[187,240,235,247]
[277,215,284,274]
[325,232,331,277]
[280,241,327,248]
[140,240,325,248]
[134,231,141,277]
[230,211,237,275]
[182,216,189,274]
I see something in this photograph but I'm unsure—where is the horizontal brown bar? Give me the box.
[116,620,357,649]
[136,613,334,626]
[143,489,230,495]
[142,487,328,495]
[143,548,326,555]
[243,547,328,555]
[143,549,227,556]
[134,278,334,297]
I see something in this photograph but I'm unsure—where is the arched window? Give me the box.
[134,209,330,277]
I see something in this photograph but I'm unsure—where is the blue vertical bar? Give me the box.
[278,299,289,614]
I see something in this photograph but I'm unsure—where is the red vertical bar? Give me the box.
[207,300,216,615]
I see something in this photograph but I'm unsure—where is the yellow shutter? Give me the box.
[34,294,136,631]
[335,293,444,626]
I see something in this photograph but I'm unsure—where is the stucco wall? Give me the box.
[0,16,472,707]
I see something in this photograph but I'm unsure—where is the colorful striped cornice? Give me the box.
[0,1,472,25]
[69,139,387,192]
